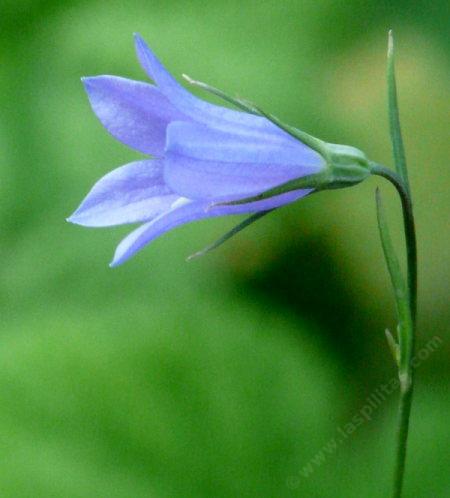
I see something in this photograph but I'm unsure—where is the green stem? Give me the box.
[370,163,417,498]
[371,165,417,323]
[393,383,414,498]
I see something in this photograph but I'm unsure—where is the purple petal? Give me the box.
[133,34,300,140]
[110,188,310,266]
[164,121,323,200]
[82,76,186,155]
[67,160,178,227]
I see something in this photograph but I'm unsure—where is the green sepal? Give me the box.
[208,161,369,209]
[183,74,371,209]
[186,209,274,261]
[182,74,261,115]
[183,73,329,156]
[187,209,273,260]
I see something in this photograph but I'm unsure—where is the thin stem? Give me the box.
[392,385,414,498]
[370,165,417,325]
[375,188,411,372]
[370,163,417,498]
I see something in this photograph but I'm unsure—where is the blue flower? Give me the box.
[68,35,325,266]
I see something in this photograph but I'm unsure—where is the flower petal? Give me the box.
[164,121,323,200]
[110,188,310,266]
[82,76,186,155]
[67,160,178,227]
[133,34,298,139]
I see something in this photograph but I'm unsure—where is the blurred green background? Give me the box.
[0,1,449,497]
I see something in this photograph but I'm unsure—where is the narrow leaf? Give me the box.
[375,187,412,371]
[385,328,400,366]
[376,187,405,292]
[387,30,410,194]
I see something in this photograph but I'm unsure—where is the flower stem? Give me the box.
[369,32,418,498]
[392,381,414,498]
[370,163,416,498]
[371,165,417,324]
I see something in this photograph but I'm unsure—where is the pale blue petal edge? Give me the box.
[133,34,305,142]
[67,160,178,227]
[82,75,186,156]
[110,189,311,266]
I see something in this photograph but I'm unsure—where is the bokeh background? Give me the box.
[1,1,449,497]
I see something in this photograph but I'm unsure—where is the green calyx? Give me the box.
[317,141,371,189]
[255,112,372,192]
[182,73,371,207]
[208,140,372,208]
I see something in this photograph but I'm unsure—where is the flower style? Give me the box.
[68,34,327,266]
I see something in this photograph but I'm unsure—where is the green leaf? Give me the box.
[375,187,412,372]
[385,327,400,366]
[387,30,410,194]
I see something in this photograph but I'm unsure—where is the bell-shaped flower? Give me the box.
[68,35,368,266]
